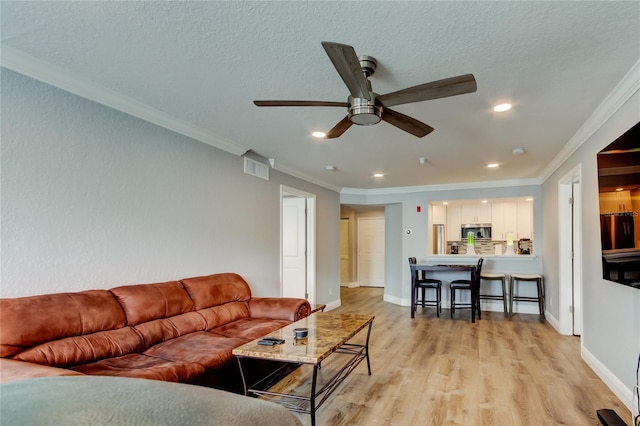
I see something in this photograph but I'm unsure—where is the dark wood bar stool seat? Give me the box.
[450,257,483,319]
[408,257,442,317]
[509,273,545,319]
[479,272,509,316]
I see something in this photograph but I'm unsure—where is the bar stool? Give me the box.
[509,274,545,319]
[479,272,508,316]
[450,257,483,319]
[408,257,442,317]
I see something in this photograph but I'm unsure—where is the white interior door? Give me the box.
[282,196,307,299]
[357,217,385,288]
[558,165,582,336]
[340,219,350,285]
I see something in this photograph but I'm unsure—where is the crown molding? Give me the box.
[270,162,343,193]
[538,58,640,183]
[0,44,248,157]
[340,177,542,196]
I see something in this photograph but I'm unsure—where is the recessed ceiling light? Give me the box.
[487,163,500,168]
[493,103,512,112]
[311,131,326,138]
[325,165,336,171]
[373,173,384,178]
[512,147,525,155]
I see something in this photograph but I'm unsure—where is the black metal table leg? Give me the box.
[310,365,318,426]
[364,320,373,375]
[236,357,248,396]
[410,267,416,318]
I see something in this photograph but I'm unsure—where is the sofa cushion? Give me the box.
[13,327,143,368]
[0,290,126,358]
[211,318,291,341]
[196,301,251,330]
[181,273,251,310]
[110,281,194,326]
[143,332,247,369]
[133,312,208,349]
[70,353,205,382]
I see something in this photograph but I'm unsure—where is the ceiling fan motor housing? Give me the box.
[348,95,382,125]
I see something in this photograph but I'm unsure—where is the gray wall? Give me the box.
[1,69,341,303]
[542,90,640,393]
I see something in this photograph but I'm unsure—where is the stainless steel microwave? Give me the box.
[461,224,492,240]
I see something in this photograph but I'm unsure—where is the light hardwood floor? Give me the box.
[271,287,630,426]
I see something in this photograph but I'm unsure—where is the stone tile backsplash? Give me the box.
[446,239,533,255]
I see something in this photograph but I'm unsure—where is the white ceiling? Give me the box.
[2,1,639,192]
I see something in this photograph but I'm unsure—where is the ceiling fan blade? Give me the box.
[381,108,434,138]
[321,41,371,101]
[325,116,353,139]
[254,100,348,107]
[377,74,477,107]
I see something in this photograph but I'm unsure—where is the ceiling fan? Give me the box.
[254,41,477,139]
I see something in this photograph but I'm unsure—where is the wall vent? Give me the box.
[244,157,269,180]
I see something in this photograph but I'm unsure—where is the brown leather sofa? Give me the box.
[0,273,311,390]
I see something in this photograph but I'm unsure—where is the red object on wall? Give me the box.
[417,206,421,213]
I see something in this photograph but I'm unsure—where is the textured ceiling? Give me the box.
[2,1,639,191]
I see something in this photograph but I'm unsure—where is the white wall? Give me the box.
[0,69,341,303]
[542,89,640,399]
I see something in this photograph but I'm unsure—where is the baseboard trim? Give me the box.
[582,346,634,415]
[382,293,410,306]
[323,298,341,312]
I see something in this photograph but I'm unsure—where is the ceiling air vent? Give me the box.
[244,156,269,181]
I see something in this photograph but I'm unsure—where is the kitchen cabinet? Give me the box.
[517,201,533,239]
[460,202,491,224]
[446,204,461,241]
[492,202,517,240]
[432,205,446,224]
[599,190,633,214]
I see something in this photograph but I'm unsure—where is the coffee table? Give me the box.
[232,312,374,426]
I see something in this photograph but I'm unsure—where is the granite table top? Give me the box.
[232,312,374,365]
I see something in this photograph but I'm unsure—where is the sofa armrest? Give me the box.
[0,359,84,383]
[248,298,311,322]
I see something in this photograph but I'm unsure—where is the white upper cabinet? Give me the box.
[431,197,534,244]
[460,202,491,223]
[492,202,517,241]
[517,201,533,239]
[432,205,446,224]
[446,204,461,241]
[599,190,632,214]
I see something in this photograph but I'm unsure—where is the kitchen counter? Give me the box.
[426,255,537,262]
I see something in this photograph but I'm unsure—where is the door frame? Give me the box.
[558,164,583,336]
[280,185,316,304]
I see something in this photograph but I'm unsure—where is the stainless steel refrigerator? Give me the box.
[433,224,445,254]
[600,214,635,250]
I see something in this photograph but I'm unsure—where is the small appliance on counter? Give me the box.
[450,243,458,254]
[518,238,531,255]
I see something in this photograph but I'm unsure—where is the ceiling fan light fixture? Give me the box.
[311,131,327,138]
[348,96,382,125]
[373,173,384,178]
